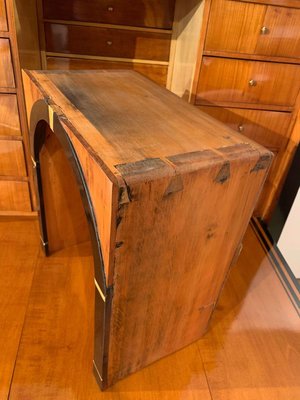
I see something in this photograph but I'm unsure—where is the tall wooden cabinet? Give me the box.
[0,0,40,215]
[169,0,300,220]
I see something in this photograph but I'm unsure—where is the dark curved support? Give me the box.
[29,99,112,389]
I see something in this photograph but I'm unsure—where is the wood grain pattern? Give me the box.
[0,139,26,176]
[24,70,270,168]
[198,106,291,150]
[0,0,8,31]
[39,125,90,253]
[108,147,271,386]
[198,106,292,216]
[0,38,15,88]
[206,0,300,59]
[46,56,168,86]
[44,22,171,62]
[197,224,300,400]
[0,218,39,400]
[13,0,41,70]
[8,239,212,400]
[206,0,266,55]
[168,0,205,99]
[63,125,117,287]
[42,0,176,29]
[23,69,272,387]
[196,57,300,108]
[235,0,300,9]
[0,181,31,211]
[0,94,21,136]
[3,221,299,399]
[256,5,300,59]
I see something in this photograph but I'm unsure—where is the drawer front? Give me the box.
[206,0,266,54]
[198,106,291,150]
[45,23,171,62]
[197,57,300,107]
[206,0,300,59]
[0,39,15,88]
[46,57,168,86]
[256,6,300,59]
[0,180,31,211]
[43,0,175,29]
[0,0,8,31]
[0,95,21,137]
[198,105,288,216]
[0,140,27,176]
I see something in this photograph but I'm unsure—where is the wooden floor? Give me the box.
[0,218,299,399]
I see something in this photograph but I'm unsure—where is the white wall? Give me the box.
[277,188,300,278]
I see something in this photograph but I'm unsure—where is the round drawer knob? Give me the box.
[248,79,257,87]
[238,124,244,133]
[106,40,113,46]
[260,26,269,35]
[107,6,114,12]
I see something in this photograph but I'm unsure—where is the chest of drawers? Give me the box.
[188,0,300,219]
[0,0,36,214]
[40,0,175,86]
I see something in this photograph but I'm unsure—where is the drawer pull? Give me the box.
[106,40,113,46]
[260,26,269,35]
[248,79,257,87]
[238,124,244,133]
[107,6,114,12]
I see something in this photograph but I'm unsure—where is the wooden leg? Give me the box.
[32,115,111,390]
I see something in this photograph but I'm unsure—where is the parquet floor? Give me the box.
[0,218,299,399]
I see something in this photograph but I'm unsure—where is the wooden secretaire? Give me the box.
[23,69,272,389]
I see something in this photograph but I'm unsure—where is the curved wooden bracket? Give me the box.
[29,99,112,389]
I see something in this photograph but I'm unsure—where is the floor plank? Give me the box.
[198,227,300,400]
[8,241,211,400]
[0,219,39,400]
[2,219,299,399]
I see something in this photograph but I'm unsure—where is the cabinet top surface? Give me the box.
[25,70,269,179]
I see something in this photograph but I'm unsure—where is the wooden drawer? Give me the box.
[198,106,291,150]
[0,95,21,137]
[196,57,300,108]
[0,38,15,88]
[0,180,31,211]
[42,0,175,29]
[46,57,168,86]
[45,23,171,62]
[0,0,8,31]
[206,0,300,60]
[0,139,27,176]
[198,105,288,216]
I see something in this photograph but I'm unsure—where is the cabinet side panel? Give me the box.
[65,127,118,287]
[108,148,271,385]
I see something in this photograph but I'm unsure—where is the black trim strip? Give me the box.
[251,217,300,316]
[29,99,112,389]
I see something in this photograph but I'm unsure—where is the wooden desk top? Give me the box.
[24,69,268,180]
